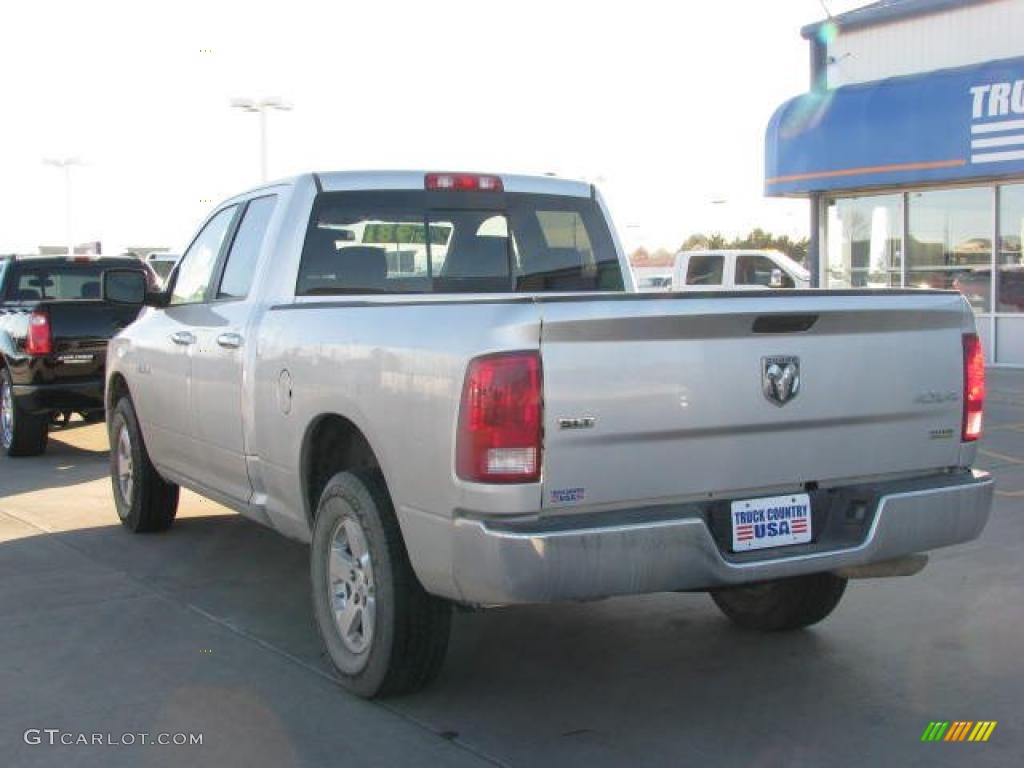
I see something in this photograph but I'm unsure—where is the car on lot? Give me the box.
[102,170,992,698]
[673,249,810,290]
[0,255,152,456]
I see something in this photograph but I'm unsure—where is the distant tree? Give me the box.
[629,247,673,267]
[680,232,730,251]
[629,246,651,265]
[680,233,708,251]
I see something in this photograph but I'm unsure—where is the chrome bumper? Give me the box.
[450,470,993,605]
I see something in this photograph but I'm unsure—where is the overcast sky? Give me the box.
[1,0,865,255]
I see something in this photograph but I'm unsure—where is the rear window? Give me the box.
[6,262,150,302]
[685,255,724,286]
[296,191,624,295]
[9,264,106,301]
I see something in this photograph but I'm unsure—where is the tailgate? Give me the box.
[40,300,141,381]
[539,292,970,510]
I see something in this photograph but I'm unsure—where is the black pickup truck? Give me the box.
[0,255,152,456]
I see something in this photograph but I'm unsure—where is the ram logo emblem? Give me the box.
[762,356,800,407]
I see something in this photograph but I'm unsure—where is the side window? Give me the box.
[685,255,724,286]
[171,206,236,305]
[218,196,277,299]
[0,260,7,297]
[736,255,795,288]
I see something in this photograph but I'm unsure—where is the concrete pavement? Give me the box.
[1,369,1022,767]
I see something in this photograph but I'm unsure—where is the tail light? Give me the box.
[425,173,503,192]
[26,311,53,356]
[962,333,985,442]
[456,351,542,483]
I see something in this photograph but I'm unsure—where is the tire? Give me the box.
[1,368,48,457]
[108,396,179,532]
[709,573,847,631]
[310,470,451,698]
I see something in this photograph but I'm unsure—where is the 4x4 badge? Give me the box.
[762,356,800,406]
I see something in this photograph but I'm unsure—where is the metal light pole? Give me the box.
[230,97,292,181]
[43,157,82,257]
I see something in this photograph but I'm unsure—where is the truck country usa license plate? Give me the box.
[731,493,811,553]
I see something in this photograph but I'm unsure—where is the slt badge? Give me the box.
[762,355,800,406]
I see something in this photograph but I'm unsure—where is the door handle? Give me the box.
[216,332,243,350]
[170,331,196,346]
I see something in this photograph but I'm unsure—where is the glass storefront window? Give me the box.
[825,184,1024,364]
[998,184,1024,313]
[907,187,992,310]
[826,195,902,288]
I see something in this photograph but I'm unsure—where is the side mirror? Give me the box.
[102,269,148,306]
[769,268,784,288]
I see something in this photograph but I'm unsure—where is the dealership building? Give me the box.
[765,0,1024,366]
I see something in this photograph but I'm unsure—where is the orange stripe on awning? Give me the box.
[766,158,966,185]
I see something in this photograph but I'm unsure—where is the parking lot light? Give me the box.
[43,156,83,258]
[230,97,292,182]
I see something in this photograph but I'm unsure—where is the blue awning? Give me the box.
[765,56,1024,196]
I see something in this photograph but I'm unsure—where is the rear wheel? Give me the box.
[310,470,451,698]
[709,573,847,631]
[1,368,48,457]
[108,396,178,532]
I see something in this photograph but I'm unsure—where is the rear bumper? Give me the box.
[448,469,993,605]
[12,381,105,415]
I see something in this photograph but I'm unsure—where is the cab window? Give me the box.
[685,255,724,286]
[736,255,794,288]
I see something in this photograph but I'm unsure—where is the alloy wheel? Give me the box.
[327,516,377,655]
[1,379,13,449]
[116,424,134,506]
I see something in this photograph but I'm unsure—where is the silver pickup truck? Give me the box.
[102,171,993,698]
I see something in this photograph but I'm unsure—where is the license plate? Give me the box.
[731,493,811,552]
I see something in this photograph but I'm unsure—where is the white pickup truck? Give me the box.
[102,171,993,698]
[673,249,810,291]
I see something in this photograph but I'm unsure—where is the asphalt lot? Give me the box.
[1,370,1022,767]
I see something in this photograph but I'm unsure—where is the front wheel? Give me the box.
[310,470,451,698]
[709,573,847,631]
[108,396,179,532]
[1,368,48,457]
